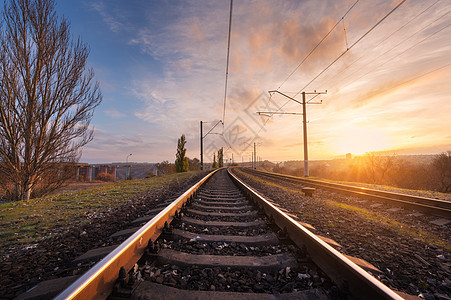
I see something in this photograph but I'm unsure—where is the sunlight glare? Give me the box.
[335,127,390,155]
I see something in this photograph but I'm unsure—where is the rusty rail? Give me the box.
[55,169,219,300]
[56,167,404,299]
[244,168,451,218]
[228,168,403,300]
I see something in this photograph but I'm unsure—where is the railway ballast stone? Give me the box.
[131,281,329,299]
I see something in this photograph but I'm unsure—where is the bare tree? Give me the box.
[431,151,451,193]
[363,152,396,184]
[188,157,200,171]
[0,0,102,200]
[156,160,175,175]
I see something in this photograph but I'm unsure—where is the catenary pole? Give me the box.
[302,92,309,177]
[200,121,203,170]
[259,90,325,177]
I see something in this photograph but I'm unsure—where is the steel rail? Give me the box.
[245,168,451,218]
[228,168,403,300]
[55,169,219,300]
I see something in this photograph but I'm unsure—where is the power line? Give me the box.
[222,0,233,129]
[275,0,360,91]
[273,0,408,115]
[326,0,441,86]
[340,19,451,90]
[251,0,409,149]
[331,6,450,89]
[293,0,408,97]
[255,0,361,137]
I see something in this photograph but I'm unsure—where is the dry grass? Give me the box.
[0,171,204,252]
[306,176,451,201]
[235,168,451,251]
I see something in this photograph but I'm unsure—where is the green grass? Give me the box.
[0,171,204,253]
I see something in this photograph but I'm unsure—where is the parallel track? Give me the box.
[243,168,451,218]
[53,168,403,299]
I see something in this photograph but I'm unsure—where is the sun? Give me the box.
[334,128,390,155]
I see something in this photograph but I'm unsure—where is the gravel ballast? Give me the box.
[0,171,209,299]
[234,168,451,298]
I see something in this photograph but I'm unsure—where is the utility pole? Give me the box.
[253,142,256,169]
[302,92,308,177]
[258,90,325,177]
[199,120,222,171]
[200,121,203,170]
[126,153,132,180]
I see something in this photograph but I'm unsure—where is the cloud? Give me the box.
[84,128,174,163]
[88,1,124,33]
[104,109,125,118]
[84,0,451,162]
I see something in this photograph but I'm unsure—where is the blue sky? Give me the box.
[47,0,451,163]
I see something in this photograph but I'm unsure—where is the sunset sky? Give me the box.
[50,0,451,164]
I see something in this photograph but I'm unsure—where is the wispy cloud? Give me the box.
[104,109,125,118]
[83,0,451,162]
[88,1,124,33]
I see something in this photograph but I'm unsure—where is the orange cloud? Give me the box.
[279,16,346,71]
[189,17,205,41]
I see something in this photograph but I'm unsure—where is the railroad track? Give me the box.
[18,168,405,299]
[242,168,451,219]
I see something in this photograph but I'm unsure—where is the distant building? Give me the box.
[75,164,117,181]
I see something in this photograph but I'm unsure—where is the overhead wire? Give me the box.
[340,19,451,90]
[326,0,441,87]
[294,0,408,97]
[253,0,361,140]
[246,0,447,159]
[275,0,360,92]
[272,0,408,116]
[329,0,446,89]
[203,120,223,138]
[222,0,233,130]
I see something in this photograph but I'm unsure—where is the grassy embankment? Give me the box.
[235,168,451,252]
[0,171,205,252]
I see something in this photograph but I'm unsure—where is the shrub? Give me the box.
[96,172,115,182]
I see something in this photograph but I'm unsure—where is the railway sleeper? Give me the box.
[128,172,342,299]
[170,229,279,246]
[195,199,249,207]
[186,208,257,218]
[36,169,403,300]
[155,249,297,271]
[131,281,330,300]
[191,203,253,211]
[181,216,265,228]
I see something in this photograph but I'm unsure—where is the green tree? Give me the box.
[0,0,102,200]
[175,134,189,172]
[212,154,217,168]
[218,148,223,168]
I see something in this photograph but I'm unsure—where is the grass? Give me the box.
[294,176,450,200]
[236,168,451,252]
[326,201,451,252]
[0,171,204,253]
